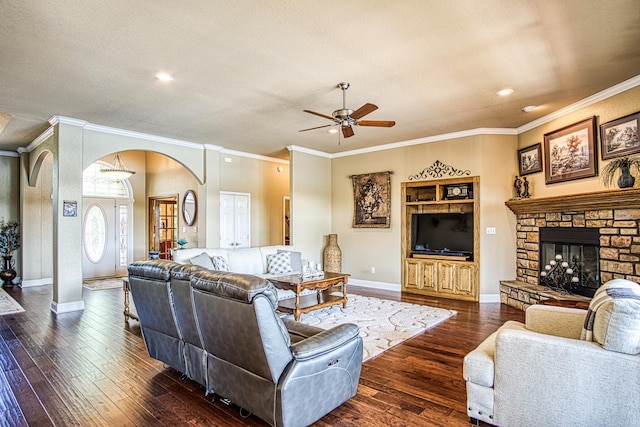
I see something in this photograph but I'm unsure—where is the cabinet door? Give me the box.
[421,261,438,291]
[437,262,456,294]
[455,264,476,297]
[404,259,422,290]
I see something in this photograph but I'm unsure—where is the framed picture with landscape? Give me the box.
[600,111,640,159]
[517,143,542,176]
[543,117,597,184]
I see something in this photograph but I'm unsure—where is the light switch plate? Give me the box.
[486,227,496,235]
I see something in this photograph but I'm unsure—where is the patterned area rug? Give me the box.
[82,277,126,291]
[0,288,25,315]
[285,294,456,361]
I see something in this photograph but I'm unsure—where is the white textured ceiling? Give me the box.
[1,0,639,158]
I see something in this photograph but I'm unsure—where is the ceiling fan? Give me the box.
[299,82,396,139]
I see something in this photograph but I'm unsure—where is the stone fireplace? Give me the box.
[501,188,640,310]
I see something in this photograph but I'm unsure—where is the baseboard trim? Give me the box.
[479,294,500,303]
[21,277,53,288]
[50,300,85,314]
[349,278,401,292]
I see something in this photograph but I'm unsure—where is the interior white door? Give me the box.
[82,198,118,279]
[220,192,250,249]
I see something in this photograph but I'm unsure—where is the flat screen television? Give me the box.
[411,212,473,258]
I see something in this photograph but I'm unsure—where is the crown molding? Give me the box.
[517,74,640,134]
[287,145,332,158]
[20,125,55,153]
[331,128,517,158]
[220,148,289,164]
[0,150,19,157]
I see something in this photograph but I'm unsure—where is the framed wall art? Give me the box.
[600,111,640,159]
[63,200,77,217]
[351,171,391,228]
[544,117,597,184]
[518,143,542,176]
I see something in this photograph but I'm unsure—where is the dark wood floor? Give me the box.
[0,284,523,426]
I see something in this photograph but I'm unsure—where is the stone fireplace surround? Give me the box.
[501,188,640,310]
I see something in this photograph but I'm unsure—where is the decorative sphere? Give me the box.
[571,277,580,283]
[550,260,556,266]
[566,268,573,274]
[540,271,547,277]
[545,265,551,270]
[561,262,568,268]
[555,254,563,260]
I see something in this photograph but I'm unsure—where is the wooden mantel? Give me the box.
[505,187,640,215]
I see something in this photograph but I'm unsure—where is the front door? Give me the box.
[82,198,119,279]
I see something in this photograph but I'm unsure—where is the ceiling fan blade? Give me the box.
[357,120,396,127]
[303,110,334,121]
[298,124,334,132]
[342,125,355,138]
[350,103,378,119]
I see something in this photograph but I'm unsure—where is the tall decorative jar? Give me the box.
[323,234,342,273]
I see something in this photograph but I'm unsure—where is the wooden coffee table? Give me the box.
[270,272,349,321]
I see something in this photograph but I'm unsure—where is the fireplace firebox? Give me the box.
[539,227,600,297]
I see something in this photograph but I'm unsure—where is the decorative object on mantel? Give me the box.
[175,238,188,250]
[408,160,470,180]
[544,116,597,184]
[0,219,20,288]
[513,175,522,198]
[522,176,530,198]
[601,155,640,188]
[517,143,542,176]
[351,171,391,228]
[600,110,640,159]
[323,234,342,273]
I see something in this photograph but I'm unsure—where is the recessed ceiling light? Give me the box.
[154,72,174,82]
[496,88,514,96]
[522,105,537,113]
[328,128,338,134]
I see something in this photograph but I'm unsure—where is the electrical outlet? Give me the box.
[486,227,496,235]
[371,267,376,274]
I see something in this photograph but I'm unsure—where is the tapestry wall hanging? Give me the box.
[351,171,392,228]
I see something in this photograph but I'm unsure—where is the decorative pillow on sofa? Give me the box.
[267,251,293,274]
[277,249,302,271]
[189,252,215,270]
[582,278,640,354]
[212,255,230,272]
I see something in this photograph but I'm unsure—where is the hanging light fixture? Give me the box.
[100,152,136,180]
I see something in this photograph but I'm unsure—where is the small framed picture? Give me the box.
[63,201,77,217]
[600,111,640,159]
[544,117,597,184]
[518,143,542,176]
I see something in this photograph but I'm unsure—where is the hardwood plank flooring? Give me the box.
[0,284,523,426]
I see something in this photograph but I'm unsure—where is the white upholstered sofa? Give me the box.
[172,246,311,300]
[463,279,640,426]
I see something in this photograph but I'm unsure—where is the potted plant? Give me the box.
[0,219,20,288]
[601,155,640,188]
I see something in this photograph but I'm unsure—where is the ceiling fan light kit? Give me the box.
[300,82,395,139]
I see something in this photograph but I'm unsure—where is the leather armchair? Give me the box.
[190,270,363,427]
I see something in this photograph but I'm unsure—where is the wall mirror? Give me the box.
[182,190,197,226]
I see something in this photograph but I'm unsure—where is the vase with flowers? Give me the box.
[0,219,20,288]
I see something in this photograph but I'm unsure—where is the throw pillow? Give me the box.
[278,249,302,271]
[189,252,215,270]
[267,251,293,274]
[582,278,640,354]
[212,255,230,272]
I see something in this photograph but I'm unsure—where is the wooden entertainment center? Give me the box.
[401,176,480,301]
